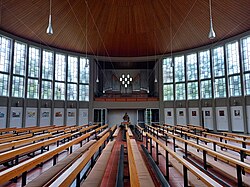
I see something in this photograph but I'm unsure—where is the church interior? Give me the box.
[0,0,250,186]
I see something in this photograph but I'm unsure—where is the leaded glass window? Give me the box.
[213,46,225,77]
[187,82,198,99]
[0,36,11,73]
[186,53,197,81]
[245,74,250,95]
[229,75,241,96]
[27,79,39,98]
[201,80,212,98]
[55,53,66,81]
[79,84,89,101]
[174,56,185,82]
[242,36,250,72]
[12,76,24,97]
[54,82,65,100]
[226,41,240,75]
[163,84,174,101]
[214,78,226,98]
[163,57,173,83]
[79,57,89,84]
[68,56,78,83]
[28,46,40,78]
[13,41,26,76]
[42,50,54,80]
[175,83,185,100]
[41,80,52,99]
[199,50,211,79]
[67,83,77,100]
[0,73,8,96]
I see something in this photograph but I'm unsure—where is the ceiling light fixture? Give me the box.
[46,0,53,35]
[208,0,216,39]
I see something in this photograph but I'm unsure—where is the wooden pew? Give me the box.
[146,132,223,187]
[48,132,110,187]
[126,132,140,187]
[0,133,92,186]
[159,125,250,161]
[0,133,52,152]
[113,126,120,138]
[221,132,250,141]
[0,127,16,135]
[157,131,250,186]
[0,133,33,144]
[128,134,155,187]
[0,133,14,139]
[0,133,71,165]
[25,140,97,187]
[202,132,250,148]
[81,140,115,187]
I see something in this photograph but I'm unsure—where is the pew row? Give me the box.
[0,132,92,186]
[81,140,115,187]
[25,140,97,187]
[48,132,111,187]
[126,132,155,187]
[146,133,223,187]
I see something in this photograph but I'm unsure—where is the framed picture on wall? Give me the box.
[179,111,184,116]
[205,111,210,117]
[234,110,240,117]
[167,111,172,116]
[219,110,225,117]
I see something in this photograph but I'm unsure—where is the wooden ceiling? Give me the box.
[0,0,250,57]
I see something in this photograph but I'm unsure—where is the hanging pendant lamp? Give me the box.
[208,0,216,39]
[46,0,53,35]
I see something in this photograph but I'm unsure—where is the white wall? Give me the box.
[202,107,213,130]
[176,108,186,125]
[10,107,23,128]
[0,107,7,128]
[53,108,64,126]
[188,108,199,126]
[216,107,228,131]
[231,106,244,132]
[66,108,76,126]
[79,109,88,126]
[247,106,250,134]
[108,109,137,127]
[164,108,174,125]
[40,108,51,126]
[25,108,37,127]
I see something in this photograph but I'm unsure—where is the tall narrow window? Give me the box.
[174,56,185,100]
[187,82,198,99]
[41,50,53,99]
[199,50,212,99]
[174,56,185,82]
[226,41,241,97]
[186,53,198,100]
[0,35,11,96]
[163,84,174,100]
[163,57,174,100]
[241,36,250,95]
[186,53,197,81]
[213,46,226,98]
[67,56,78,100]
[229,75,241,96]
[54,53,66,100]
[79,57,89,101]
[12,41,27,97]
[175,83,185,100]
[226,41,240,75]
[199,50,211,79]
[27,46,40,99]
